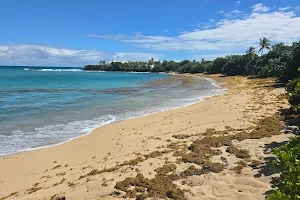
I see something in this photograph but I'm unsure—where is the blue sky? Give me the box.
[0,0,300,66]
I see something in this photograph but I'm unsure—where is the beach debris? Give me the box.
[52,165,61,170]
[0,192,18,200]
[115,164,186,200]
[226,146,251,159]
[27,183,42,194]
[53,178,66,187]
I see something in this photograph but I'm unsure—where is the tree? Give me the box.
[246,46,256,59]
[99,60,106,65]
[258,37,271,55]
[208,57,226,74]
[148,58,155,65]
[221,55,248,75]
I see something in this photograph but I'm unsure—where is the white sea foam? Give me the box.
[23,68,82,72]
[128,71,151,74]
[0,115,116,156]
[37,69,82,72]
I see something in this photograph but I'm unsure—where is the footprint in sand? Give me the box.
[235,177,269,189]
[211,181,234,198]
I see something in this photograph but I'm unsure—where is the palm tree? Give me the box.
[246,46,256,59]
[99,60,106,65]
[258,37,271,55]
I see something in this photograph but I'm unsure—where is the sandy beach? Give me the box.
[0,74,292,200]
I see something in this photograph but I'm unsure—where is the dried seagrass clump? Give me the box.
[226,146,251,159]
[115,164,186,200]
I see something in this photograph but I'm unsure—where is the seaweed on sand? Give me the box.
[115,164,186,200]
[226,146,251,159]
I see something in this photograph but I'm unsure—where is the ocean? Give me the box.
[0,66,223,155]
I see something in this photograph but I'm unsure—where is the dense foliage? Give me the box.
[83,39,300,83]
[268,70,300,199]
[268,137,300,200]
[286,71,300,111]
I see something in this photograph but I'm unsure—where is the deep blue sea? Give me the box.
[0,66,223,155]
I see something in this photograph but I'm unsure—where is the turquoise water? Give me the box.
[0,66,223,155]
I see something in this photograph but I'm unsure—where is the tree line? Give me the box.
[83,38,300,82]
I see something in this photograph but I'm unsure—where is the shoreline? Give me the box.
[0,73,223,157]
[0,74,291,200]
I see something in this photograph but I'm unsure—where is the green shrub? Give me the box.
[177,63,192,74]
[258,65,273,78]
[190,64,206,74]
[268,137,300,200]
[286,69,300,112]
[209,57,226,74]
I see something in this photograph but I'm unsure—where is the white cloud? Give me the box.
[236,1,241,5]
[0,45,163,66]
[82,3,300,58]
[163,30,169,32]
[224,9,243,18]
[279,7,291,11]
[195,19,216,30]
[85,6,299,55]
[230,10,241,14]
[120,11,300,53]
[191,53,243,61]
[252,3,270,13]
[83,34,125,40]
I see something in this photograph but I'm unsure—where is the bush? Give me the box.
[190,64,206,74]
[209,57,226,74]
[286,76,300,112]
[268,137,300,200]
[221,55,249,75]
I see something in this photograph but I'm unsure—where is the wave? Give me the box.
[127,71,150,74]
[24,68,108,73]
[38,69,82,72]
[0,115,116,156]
[24,68,82,72]
[0,87,140,94]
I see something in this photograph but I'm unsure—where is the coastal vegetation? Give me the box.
[268,137,300,200]
[268,69,300,200]
[84,38,300,83]
[286,71,300,111]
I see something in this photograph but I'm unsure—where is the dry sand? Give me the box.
[0,74,292,200]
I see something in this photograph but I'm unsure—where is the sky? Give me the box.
[0,0,300,67]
